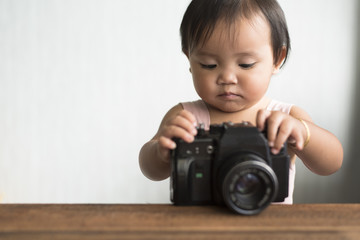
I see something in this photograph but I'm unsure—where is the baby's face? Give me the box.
[188,14,281,113]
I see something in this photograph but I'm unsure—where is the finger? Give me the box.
[158,136,177,150]
[179,110,197,127]
[290,124,305,151]
[287,136,297,148]
[256,109,271,131]
[156,137,174,163]
[272,121,293,154]
[171,114,197,136]
[266,113,283,148]
[293,131,305,151]
[162,125,195,143]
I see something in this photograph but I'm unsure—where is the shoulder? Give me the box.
[159,101,202,125]
[289,105,312,122]
[152,103,184,140]
[267,99,312,122]
[162,103,184,121]
[266,99,293,114]
[181,100,206,111]
[161,100,205,122]
[181,100,211,130]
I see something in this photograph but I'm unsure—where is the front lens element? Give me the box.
[236,173,261,195]
[222,160,278,215]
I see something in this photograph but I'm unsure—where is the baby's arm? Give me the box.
[139,104,198,181]
[257,106,343,176]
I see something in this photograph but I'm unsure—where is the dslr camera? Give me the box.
[170,122,289,215]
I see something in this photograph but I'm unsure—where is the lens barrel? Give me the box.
[221,156,278,215]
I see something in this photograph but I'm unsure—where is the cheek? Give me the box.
[193,77,209,95]
[192,73,215,98]
[192,69,210,86]
[241,73,271,97]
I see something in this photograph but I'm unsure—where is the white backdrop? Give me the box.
[0,0,358,203]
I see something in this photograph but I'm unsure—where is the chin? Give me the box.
[214,103,245,113]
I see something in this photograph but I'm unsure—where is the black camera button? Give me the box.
[207,145,214,154]
[195,147,200,154]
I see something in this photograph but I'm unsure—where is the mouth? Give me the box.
[218,92,242,99]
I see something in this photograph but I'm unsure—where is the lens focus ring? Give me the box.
[221,159,278,215]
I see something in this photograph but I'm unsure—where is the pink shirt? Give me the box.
[181,99,295,204]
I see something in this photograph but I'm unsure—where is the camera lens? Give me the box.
[236,173,261,195]
[220,155,278,215]
[231,172,268,210]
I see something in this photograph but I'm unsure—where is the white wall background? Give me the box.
[0,0,358,203]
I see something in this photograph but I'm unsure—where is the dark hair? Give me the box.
[180,0,291,67]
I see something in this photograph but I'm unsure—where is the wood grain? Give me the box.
[0,204,359,239]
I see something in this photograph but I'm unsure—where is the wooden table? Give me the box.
[0,204,359,239]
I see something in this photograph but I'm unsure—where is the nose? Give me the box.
[217,67,237,85]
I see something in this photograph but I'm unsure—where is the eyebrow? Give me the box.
[195,50,260,58]
[194,51,217,58]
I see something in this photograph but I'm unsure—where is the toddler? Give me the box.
[139,0,343,204]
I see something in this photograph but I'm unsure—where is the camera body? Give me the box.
[170,122,290,215]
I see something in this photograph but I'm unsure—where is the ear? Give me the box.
[272,46,287,74]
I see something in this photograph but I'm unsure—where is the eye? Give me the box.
[239,63,256,69]
[200,63,217,69]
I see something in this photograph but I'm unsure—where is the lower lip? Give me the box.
[218,94,240,100]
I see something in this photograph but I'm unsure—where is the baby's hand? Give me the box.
[157,110,197,161]
[256,109,307,154]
